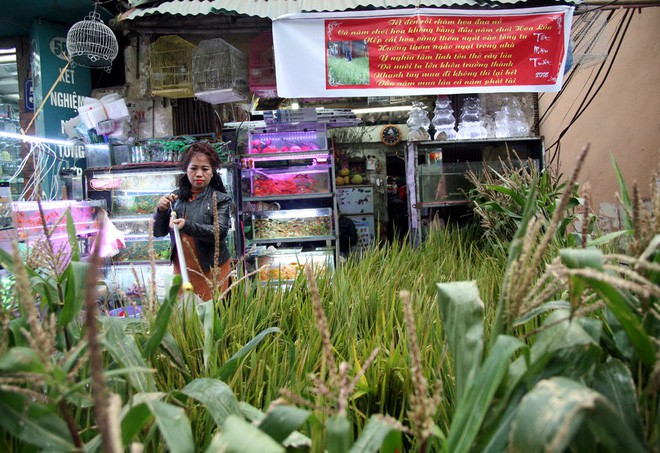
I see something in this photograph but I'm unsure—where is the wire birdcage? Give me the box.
[150,35,196,98]
[66,11,118,72]
[192,38,248,104]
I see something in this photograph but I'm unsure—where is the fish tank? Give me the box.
[11,200,101,242]
[112,194,163,217]
[112,238,170,263]
[418,159,539,204]
[255,249,334,282]
[241,164,332,198]
[247,208,333,242]
[247,122,327,154]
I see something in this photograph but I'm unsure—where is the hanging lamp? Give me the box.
[66,8,118,72]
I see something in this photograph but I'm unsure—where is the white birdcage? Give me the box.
[192,38,248,104]
[66,11,118,72]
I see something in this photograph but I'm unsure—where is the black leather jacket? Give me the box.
[153,186,232,270]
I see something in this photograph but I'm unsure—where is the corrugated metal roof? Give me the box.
[117,0,578,22]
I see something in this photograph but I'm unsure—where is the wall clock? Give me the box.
[380,124,402,146]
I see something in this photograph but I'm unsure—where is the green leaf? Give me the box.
[238,402,312,449]
[592,359,645,444]
[349,415,404,453]
[492,175,539,341]
[102,318,156,392]
[0,346,46,373]
[510,377,646,453]
[142,275,181,358]
[196,300,216,372]
[436,281,484,403]
[0,390,75,451]
[560,248,656,367]
[327,416,353,453]
[58,261,90,327]
[610,155,633,231]
[208,415,285,453]
[216,327,280,381]
[512,301,571,326]
[446,335,525,453]
[180,378,241,427]
[509,309,600,392]
[120,403,153,445]
[147,400,194,453]
[82,393,163,451]
[65,209,80,262]
[258,405,310,444]
[585,230,629,247]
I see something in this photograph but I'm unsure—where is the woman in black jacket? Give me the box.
[153,142,232,300]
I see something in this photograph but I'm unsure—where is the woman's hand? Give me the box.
[170,218,185,230]
[157,194,177,213]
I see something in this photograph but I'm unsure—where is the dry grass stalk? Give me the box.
[147,219,157,314]
[504,146,589,324]
[10,238,53,358]
[400,290,441,446]
[84,226,118,453]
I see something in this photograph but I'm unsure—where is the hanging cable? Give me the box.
[543,8,633,165]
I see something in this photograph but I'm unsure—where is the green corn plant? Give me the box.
[431,151,658,452]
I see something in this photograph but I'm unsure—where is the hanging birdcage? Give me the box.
[66,11,118,72]
[192,38,248,104]
[150,35,196,98]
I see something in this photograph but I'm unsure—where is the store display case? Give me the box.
[86,162,239,297]
[247,208,333,242]
[239,122,339,281]
[255,249,334,282]
[406,137,544,242]
[247,122,327,154]
[241,163,332,198]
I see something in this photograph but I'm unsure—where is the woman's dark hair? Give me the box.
[176,142,226,200]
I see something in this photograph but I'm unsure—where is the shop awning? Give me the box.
[116,0,581,23]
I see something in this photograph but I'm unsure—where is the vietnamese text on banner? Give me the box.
[273,6,573,98]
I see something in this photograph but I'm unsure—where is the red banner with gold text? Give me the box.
[273,7,573,98]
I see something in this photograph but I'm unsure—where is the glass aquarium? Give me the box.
[112,238,170,263]
[248,208,333,241]
[418,159,539,204]
[247,123,327,154]
[255,249,334,282]
[241,164,331,198]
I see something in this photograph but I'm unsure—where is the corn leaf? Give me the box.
[102,318,156,392]
[560,248,655,367]
[512,300,571,326]
[327,416,353,453]
[65,209,80,262]
[196,300,215,372]
[238,402,312,449]
[446,334,525,453]
[146,399,194,453]
[257,405,310,443]
[215,327,280,381]
[349,415,404,453]
[0,391,75,451]
[208,415,285,453]
[58,261,89,327]
[436,281,484,403]
[180,378,241,427]
[142,274,181,358]
[509,377,646,453]
[86,392,166,453]
[610,155,633,232]
[0,346,46,373]
[592,359,645,444]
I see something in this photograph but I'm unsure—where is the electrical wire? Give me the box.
[542,8,633,166]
